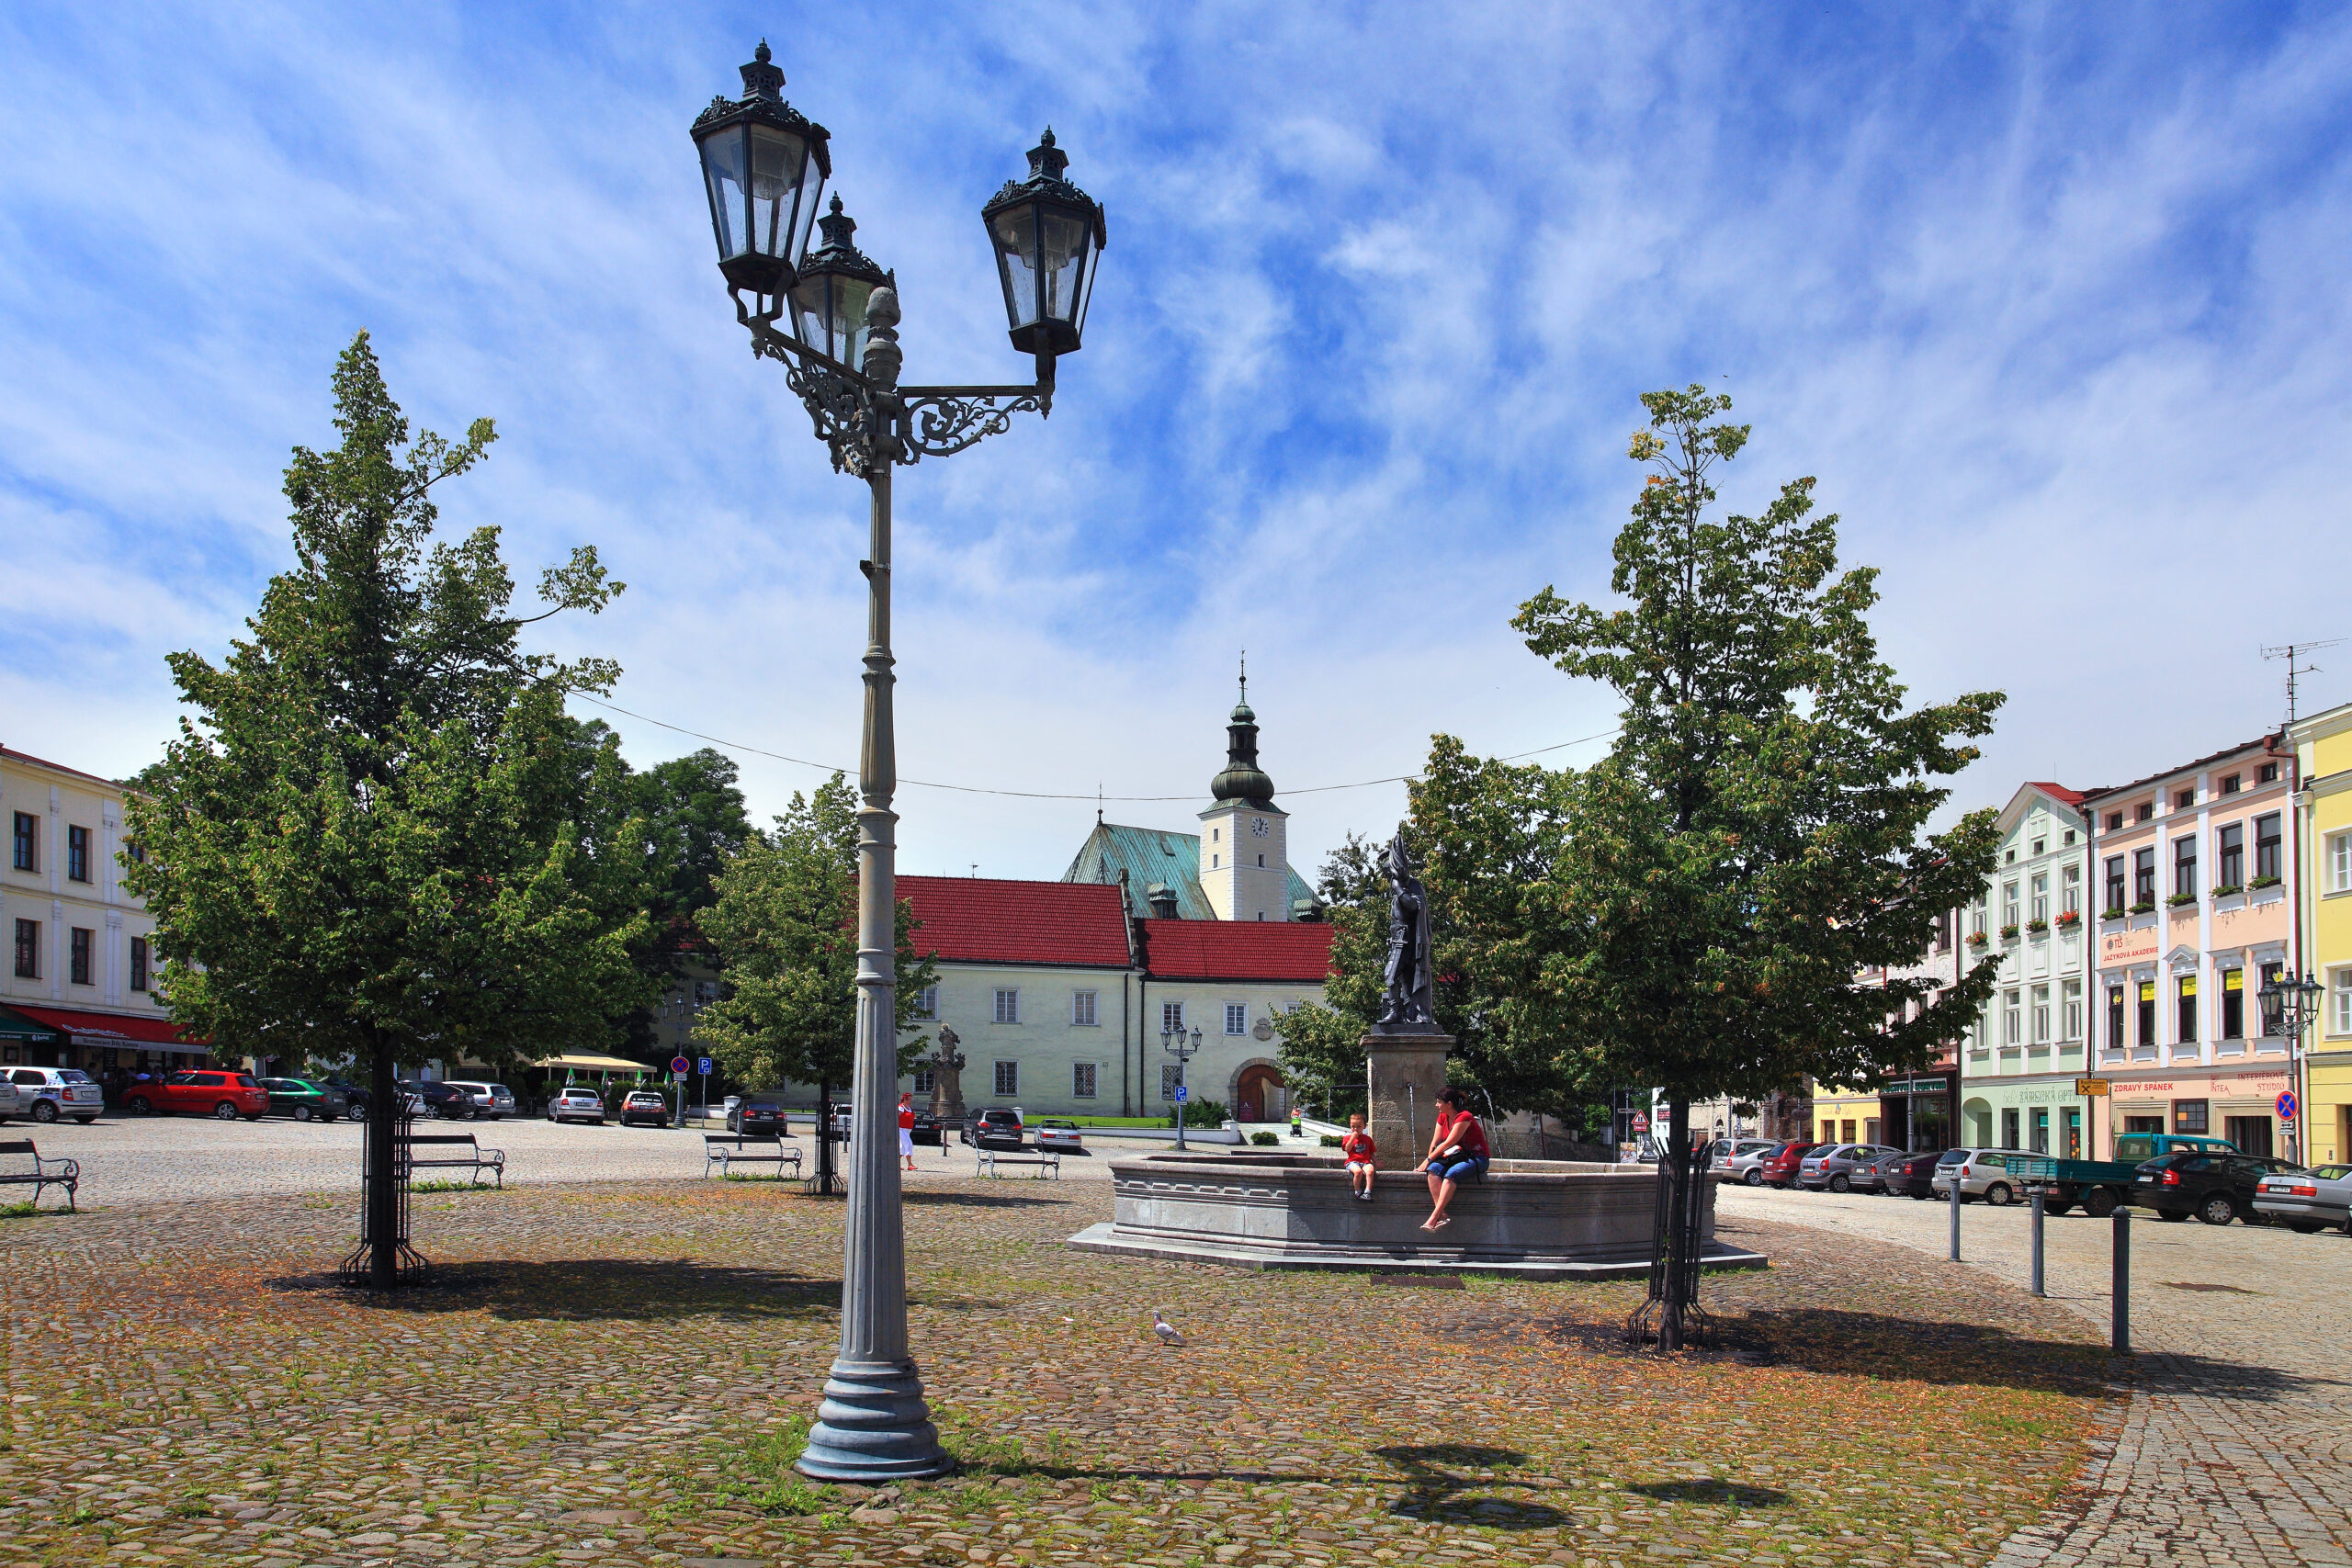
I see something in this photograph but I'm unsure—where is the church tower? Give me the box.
[1197,670,1291,921]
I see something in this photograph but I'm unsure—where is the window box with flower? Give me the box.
[2250,874,2282,891]
[2026,918,2049,934]
[2055,909,2082,929]
[2165,892,2197,908]
[2210,884,2243,899]
[1966,931,1989,948]
[1999,923,2019,942]
[2129,899,2155,915]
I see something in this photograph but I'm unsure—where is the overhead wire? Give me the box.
[569,691,1620,803]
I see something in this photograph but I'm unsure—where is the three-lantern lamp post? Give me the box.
[689,39,1106,1483]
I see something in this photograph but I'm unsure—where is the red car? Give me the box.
[1758,1141,1826,1190]
[123,1069,270,1121]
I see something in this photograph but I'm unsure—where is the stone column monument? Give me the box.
[1364,835,1452,1170]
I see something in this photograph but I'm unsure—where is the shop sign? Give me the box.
[2075,1077,2109,1097]
[2099,924,2160,968]
[2108,1072,2290,1101]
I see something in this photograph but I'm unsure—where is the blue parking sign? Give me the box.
[698,1056,713,1076]
[1175,1086,1188,1102]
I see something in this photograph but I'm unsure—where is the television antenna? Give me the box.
[2262,639,2345,727]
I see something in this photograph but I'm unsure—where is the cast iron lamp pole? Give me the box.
[690,42,1105,1484]
[1162,1023,1202,1151]
[2259,968,2324,1163]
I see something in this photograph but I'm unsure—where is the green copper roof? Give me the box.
[1061,820,1315,920]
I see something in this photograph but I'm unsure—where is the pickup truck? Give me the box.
[2012,1134,2240,1216]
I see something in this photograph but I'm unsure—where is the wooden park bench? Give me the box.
[704,1132,803,1179]
[979,1149,1061,1180]
[0,1140,79,1212]
[406,1133,506,1189]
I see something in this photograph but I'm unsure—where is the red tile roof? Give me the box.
[1141,920,1335,983]
[2025,781,2086,807]
[898,877,1133,968]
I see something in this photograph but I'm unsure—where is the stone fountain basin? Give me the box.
[1066,1150,1766,1280]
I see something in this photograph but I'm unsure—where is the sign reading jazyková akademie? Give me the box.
[2099,924,2161,968]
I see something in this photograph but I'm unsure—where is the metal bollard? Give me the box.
[1948,1166,1962,1261]
[2111,1208,2131,1355]
[2030,1188,2045,1297]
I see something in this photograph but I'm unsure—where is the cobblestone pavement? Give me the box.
[16,1115,1121,1209]
[1,1181,2109,1568]
[1719,1185,2352,1567]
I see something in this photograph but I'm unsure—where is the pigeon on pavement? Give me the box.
[1152,1308,1184,1348]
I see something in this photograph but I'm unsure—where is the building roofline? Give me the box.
[2080,732,2284,806]
[1,746,126,791]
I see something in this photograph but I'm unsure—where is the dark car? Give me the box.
[402,1081,476,1120]
[256,1077,351,1122]
[728,1095,787,1135]
[2133,1151,2305,1226]
[909,1109,944,1147]
[967,1107,1024,1150]
[320,1079,374,1122]
[1758,1142,1824,1190]
[1883,1151,1945,1199]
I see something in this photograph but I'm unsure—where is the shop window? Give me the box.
[2030,1108,2050,1154]
[2224,1116,2273,1157]
[2171,1099,2209,1134]
[2123,1114,2163,1135]
[1840,1120,1856,1144]
[2002,1108,2020,1148]
[2063,1107,2082,1159]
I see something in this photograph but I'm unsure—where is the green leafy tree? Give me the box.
[1442,384,2004,1346]
[123,332,648,1286]
[614,745,753,1055]
[695,775,939,1180]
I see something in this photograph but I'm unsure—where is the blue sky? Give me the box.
[6,4,2351,881]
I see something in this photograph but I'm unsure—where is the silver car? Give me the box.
[2254,1164,2352,1233]
[1931,1147,2032,1206]
[1708,1139,1782,1185]
[8,1066,103,1124]
[545,1087,606,1125]
[1796,1144,1903,1193]
[442,1080,516,1120]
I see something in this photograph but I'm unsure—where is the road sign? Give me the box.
[2075,1077,2110,1097]
[1632,1113,1650,1133]
[2278,1089,2299,1122]
[1174,1086,1189,1102]
[670,1055,690,1075]
[697,1056,713,1076]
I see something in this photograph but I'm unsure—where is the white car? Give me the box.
[1035,1119,1084,1151]
[8,1066,102,1125]
[441,1080,517,1120]
[0,1079,23,1122]
[546,1087,605,1125]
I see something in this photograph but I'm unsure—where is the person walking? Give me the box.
[898,1093,919,1173]
[1419,1087,1489,1231]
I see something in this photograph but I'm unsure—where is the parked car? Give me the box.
[909,1108,944,1146]
[2112,1132,2238,1164]
[1708,1139,1782,1185]
[1757,1141,1825,1189]
[3,1068,86,1123]
[1845,1147,1917,1194]
[119,1068,267,1122]
[727,1095,786,1135]
[400,1081,478,1120]
[1930,1148,2041,1205]
[2132,1150,2303,1226]
[255,1077,351,1122]
[968,1107,1024,1150]
[0,1079,23,1122]
[1035,1119,1084,1151]
[617,1089,672,1127]
[319,1078,373,1121]
[1796,1143,1903,1192]
[1882,1151,1946,1200]
[2254,1164,2352,1232]
[546,1086,607,1125]
[440,1080,516,1120]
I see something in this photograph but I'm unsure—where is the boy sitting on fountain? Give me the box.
[1340,1113,1377,1200]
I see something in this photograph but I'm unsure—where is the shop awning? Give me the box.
[535,1052,656,1074]
[3,1003,207,1051]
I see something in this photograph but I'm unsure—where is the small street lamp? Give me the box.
[690,40,1104,1485]
[2260,968,2324,1160]
[1162,1023,1202,1152]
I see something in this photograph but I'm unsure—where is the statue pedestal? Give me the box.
[1364,1031,1452,1171]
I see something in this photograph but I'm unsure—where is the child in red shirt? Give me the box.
[1340,1112,1377,1200]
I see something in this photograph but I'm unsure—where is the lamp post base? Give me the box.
[796,1357,956,1481]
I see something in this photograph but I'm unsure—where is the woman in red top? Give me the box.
[1420,1087,1489,1231]
[898,1093,918,1171]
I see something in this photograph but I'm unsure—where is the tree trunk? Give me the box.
[368,1041,398,1291]
[1658,1098,1694,1350]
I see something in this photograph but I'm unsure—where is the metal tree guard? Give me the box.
[340,1089,424,1286]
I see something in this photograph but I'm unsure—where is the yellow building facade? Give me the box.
[2292,702,2352,1165]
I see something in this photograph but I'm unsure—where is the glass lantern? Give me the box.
[980,128,1106,357]
[788,196,891,370]
[690,41,831,311]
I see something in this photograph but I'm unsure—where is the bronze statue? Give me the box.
[1376,834,1436,1031]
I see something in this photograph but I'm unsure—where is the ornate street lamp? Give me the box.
[1162,1022,1202,1152]
[2260,969,2324,1162]
[689,43,1104,1486]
